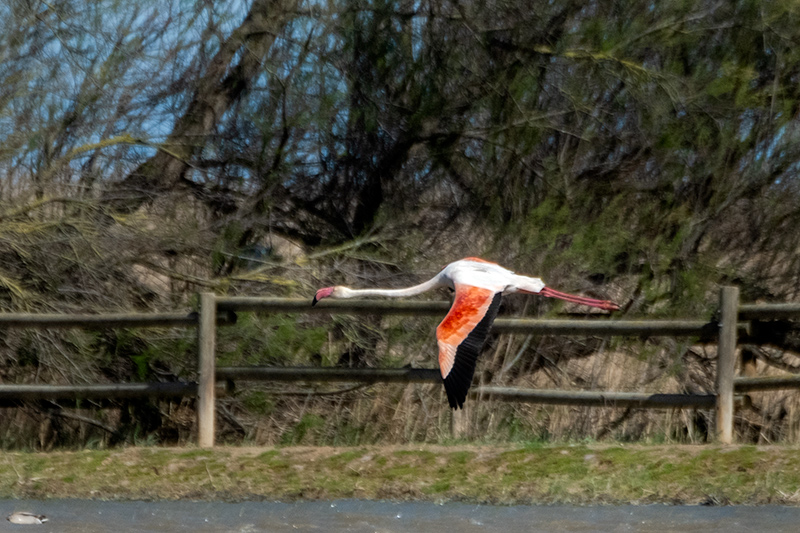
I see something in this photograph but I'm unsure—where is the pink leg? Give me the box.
[539,287,619,311]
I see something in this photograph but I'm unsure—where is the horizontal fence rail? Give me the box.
[221,297,800,321]
[216,366,441,383]
[738,303,800,320]
[0,383,197,401]
[214,367,739,409]
[493,318,738,339]
[218,297,749,339]
[475,387,719,409]
[734,375,800,392]
[213,366,721,409]
[0,311,236,329]
[217,297,451,315]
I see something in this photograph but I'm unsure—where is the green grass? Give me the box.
[2,443,800,504]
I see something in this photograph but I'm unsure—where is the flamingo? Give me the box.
[312,257,619,409]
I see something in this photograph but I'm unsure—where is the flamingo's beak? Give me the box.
[312,287,335,307]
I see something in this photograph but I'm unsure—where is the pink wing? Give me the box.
[436,282,502,409]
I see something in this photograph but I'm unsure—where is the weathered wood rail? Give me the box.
[1,287,800,446]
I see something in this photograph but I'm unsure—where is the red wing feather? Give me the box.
[436,283,502,409]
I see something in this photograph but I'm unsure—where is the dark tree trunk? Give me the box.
[103,0,295,214]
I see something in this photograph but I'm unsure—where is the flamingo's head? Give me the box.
[312,286,336,306]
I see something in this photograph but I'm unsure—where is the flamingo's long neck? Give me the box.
[341,275,444,298]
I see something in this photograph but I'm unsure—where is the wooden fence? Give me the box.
[1,286,799,447]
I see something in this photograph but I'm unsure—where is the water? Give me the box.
[2,499,800,532]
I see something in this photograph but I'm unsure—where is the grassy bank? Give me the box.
[2,444,800,505]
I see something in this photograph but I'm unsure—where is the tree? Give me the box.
[105,0,299,215]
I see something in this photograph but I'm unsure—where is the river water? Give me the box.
[2,499,799,532]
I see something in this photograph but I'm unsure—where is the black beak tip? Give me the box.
[311,296,318,307]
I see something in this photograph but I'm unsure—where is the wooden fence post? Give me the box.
[716,286,739,444]
[451,404,470,440]
[197,292,217,448]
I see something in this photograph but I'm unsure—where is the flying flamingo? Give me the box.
[312,257,619,409]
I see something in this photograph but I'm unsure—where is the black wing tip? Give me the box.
[447,394,464,410]
[443,374,468,410]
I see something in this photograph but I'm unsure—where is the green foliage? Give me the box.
[217,313,327,367]
[240,391,275,416]
[280,414,325,445]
